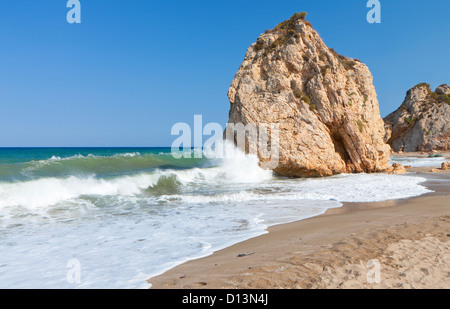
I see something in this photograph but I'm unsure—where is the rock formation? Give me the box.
[384,84,450,152]
[388,163,407,175]
[226,13,391,177]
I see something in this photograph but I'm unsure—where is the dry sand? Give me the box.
[149,152,450,289]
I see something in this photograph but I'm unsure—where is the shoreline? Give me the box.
[149,156,450,289]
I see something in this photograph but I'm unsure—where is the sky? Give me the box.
[0,0,448,147]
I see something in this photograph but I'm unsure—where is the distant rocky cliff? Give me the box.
[384,84,450,152]
[227,13,390,177]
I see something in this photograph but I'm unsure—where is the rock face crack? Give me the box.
[327,125,351,164]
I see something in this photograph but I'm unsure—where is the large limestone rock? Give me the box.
[384,83,450,152]
[226,13,390,177]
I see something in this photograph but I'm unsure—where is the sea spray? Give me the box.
[203,140,273,184]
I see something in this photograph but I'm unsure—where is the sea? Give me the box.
[0,147,442,288]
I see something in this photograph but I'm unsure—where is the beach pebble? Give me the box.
[237,252,255,257]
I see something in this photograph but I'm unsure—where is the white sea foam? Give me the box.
[32,152,142,164]
[162,173,430,205]
[390,155,445,167]
[0,174,159,209]
[1,166,429,211]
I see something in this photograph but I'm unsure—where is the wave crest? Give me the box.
[0,146,274,209]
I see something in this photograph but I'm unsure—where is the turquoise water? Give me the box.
[0,147,432,288]
[0,148,205,182]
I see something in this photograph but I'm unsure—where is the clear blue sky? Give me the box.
[0,0,448,147]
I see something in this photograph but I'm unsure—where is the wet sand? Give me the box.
[149,153,450,289]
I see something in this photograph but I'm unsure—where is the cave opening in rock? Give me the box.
[328,127,351,164]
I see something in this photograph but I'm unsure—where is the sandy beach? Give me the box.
[149,152,450,289]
